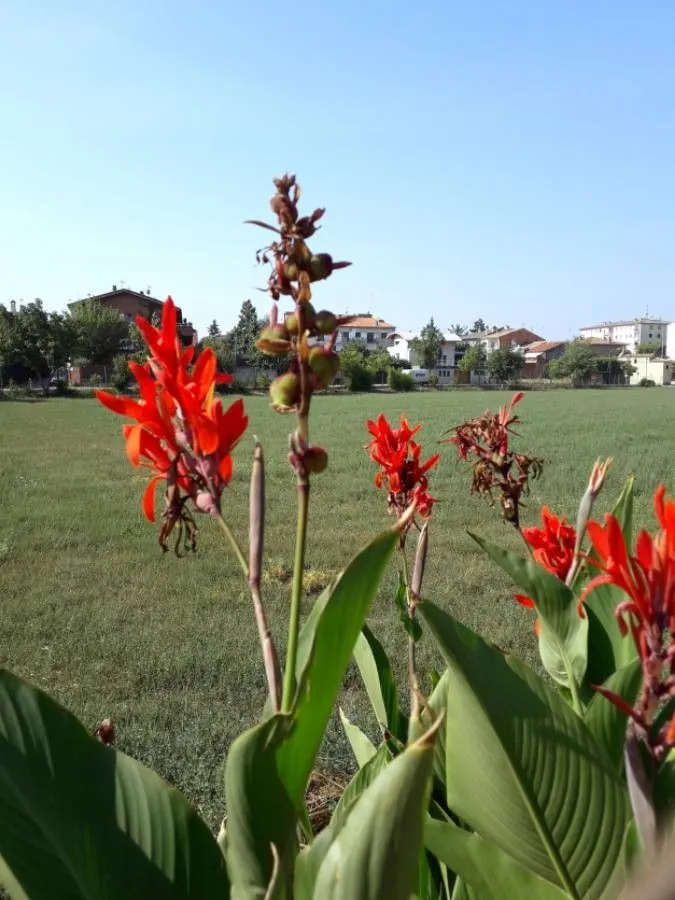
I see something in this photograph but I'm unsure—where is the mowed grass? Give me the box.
[1,388,673,826]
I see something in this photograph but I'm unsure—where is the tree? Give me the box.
[458,344,486,374]
[635,341,662,357]
[226,300,262,366]
[339,342,373,391]
[201,336,236,375]
[410,318,444,369]
[69,301,128,367]
[487,348,524,385]
[546,340,595,385]
[207,319,221,337]
[366,347,392,383]
[450,323,467,336]
[471,318,487,334]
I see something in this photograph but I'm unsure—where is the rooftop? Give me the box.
[580,318,670,329]
[523,340,566,355]
[339,314,394,329]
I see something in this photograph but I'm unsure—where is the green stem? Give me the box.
[216,515,249,579]
[399,546,421,720]
[282,477,310,712]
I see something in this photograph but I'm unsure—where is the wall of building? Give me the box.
[629,356,674,386]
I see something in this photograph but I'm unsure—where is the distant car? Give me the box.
[407,367,430,385]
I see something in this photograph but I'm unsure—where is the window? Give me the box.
[354,331,361,338]
[342,331,350,342]
[441,354,447,364]
[366,332,374,343]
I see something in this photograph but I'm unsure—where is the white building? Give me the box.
[333,315,394,352]
[579,318,669,355]
[387,329,463,383]
[629,356,674,386]
[666,322,675,360]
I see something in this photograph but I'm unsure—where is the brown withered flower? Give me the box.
[443,392,543,529]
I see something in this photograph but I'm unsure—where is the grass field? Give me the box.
[1,388,673,827]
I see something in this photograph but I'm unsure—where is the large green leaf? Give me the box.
[353,623,405,739]
[275,528,398,808]
[418,601,628,900]
[224,715,297,900]
[339,708,377,768]
[312,721,438,900]
[408,669,450,785]
[470,533,588,690]
[425,819,568,900]
[584,661,642,774]
[0,668,229,899]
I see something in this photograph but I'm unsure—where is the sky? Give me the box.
[2,0,674,340]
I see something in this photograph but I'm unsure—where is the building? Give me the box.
[464,327,544,355]
[68,286,198,348]
[629,356,674,386]
[578,337,628,357]
[667,322,675,360]
[520,341,568,379]
[334,314,394,351]
[578,318,669,355]
[386,329,464,383]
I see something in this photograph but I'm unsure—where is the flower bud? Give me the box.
[305,446,328,474]
[269,372,301,410]
[308,347,340,389]
[315,310,337,335]
[256,324,292,355]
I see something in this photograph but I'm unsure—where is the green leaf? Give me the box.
[339,708,377,768]
[425,819,569,900]
[612,474,635,548]
[312,720,438,900]
[0,668,229,900]
[470,533,588,690]
[224,714,297,900]
[418,601,628,900]
[275,528,398,809]
[353,623,405,739]
[584,661,642,773]
[330,743,393,833]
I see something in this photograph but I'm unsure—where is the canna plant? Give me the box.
[0,174,671,900]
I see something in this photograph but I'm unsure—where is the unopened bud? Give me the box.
[308,347,340,389]
[305,447,328,474]
[588,457,613,500]
[256,324,292,355]
[309,253,333,282]
[269,373,301,411]
[95,717,115,745]
[315,310,337,335]
[286,303,316,336]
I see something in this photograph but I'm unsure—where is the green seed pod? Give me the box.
[269,372,300,410]
[315,310,337,335]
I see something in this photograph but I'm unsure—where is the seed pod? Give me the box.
[309,253,333,282]
[256,324,292,355]
[304,447,328,474]
[308,347,341,389]
[286,303,317,336]
[315,310,337,335]
[269,373,301,411]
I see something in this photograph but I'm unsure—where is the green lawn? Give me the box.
[1,388,673,826]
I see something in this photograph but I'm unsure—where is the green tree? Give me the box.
[546,340,596,385]
[487,348,524,385]
[339,342,373,391]
[450,322,467,336]
[69,301,129,367]
[201,336,236,375]
[226,300,262,366]
[409,318,444,369]
[366,346,392,383]
[471,318,487,334]
[458,344,486,374]
[207,319,221,337]
[635,341,662,357]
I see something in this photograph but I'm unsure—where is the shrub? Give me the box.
[346,363,374,391]
[88,373,103,387]
[639,377,656,387]
[110,355,131,392]
[388,368,415,391]
[255,373,272,391]
[428,372,439,389]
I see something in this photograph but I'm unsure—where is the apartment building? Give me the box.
[578,318,668,355]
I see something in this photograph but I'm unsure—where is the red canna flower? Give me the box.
[97,297,248,552]
[514,507,578,611]
[583,483,675,759]
[366,414,440,521]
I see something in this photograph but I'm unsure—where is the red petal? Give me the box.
[125,424,143,467]
[97,390,136,417]
[514,593,536,609]
[218,454,233,483]
[142,475,163,522]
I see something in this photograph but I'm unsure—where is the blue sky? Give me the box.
[2,0,674,339]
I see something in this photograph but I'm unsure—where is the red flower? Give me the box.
[366,414,440,519]
[583,484,675,758]
[97,297,248,551]
[514,508,578,625]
